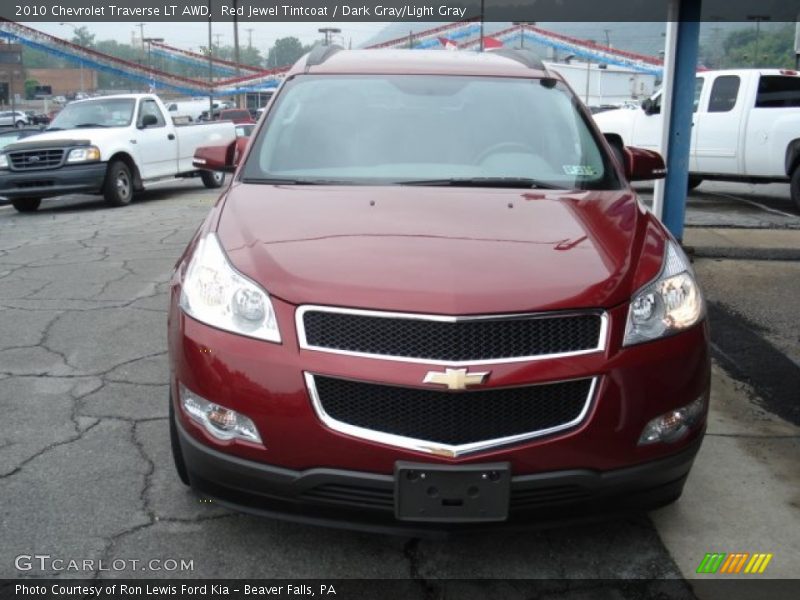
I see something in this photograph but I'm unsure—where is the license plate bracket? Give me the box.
[394,461,511,522]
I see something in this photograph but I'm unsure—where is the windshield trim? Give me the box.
[239,74,622,191]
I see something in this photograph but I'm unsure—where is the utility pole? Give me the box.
[143,37,164,90]
[318,27,341,45]
[137,23,146,57]
[479,0,485,51]
[604,29,611,47]
[747,15,770,68]
[59,22,85,93]
[245,28,254,49]
[214,33,223,48]
[207,0,213,117]
[233,0,241,108]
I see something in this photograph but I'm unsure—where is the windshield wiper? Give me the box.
[74,123,110,128]
[240,177,349,185]
[400,177,560,189]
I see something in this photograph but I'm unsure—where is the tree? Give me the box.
[24,79,40,100]
[719,24,795,69]
[266,37,311,69]
[69,26,95,48]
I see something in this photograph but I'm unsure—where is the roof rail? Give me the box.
[305,44,344,70]
[488,48,546,71]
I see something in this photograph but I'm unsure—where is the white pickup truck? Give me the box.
[0,94,236,212]
[593,69,800,208]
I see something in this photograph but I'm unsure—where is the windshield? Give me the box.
[49,98,135,129]
[242,75,618,189]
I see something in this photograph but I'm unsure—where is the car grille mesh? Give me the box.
[301,310,603,362]
[8,148,65,171]
[313,376,593,446]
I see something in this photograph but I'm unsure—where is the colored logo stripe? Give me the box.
[744,553,773,574]
[697,553,726,574]
[697,553,773,574]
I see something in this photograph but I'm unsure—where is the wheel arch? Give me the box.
[105,151,143,191]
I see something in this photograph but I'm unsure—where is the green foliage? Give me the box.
[69,26,95,48]
[266,37,312,69]
[719,24,796,69]
[24,79,39,100]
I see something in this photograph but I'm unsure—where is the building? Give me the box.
[0,42,25,106]
[27,68,99,97]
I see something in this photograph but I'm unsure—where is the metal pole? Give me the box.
[233,0,242,108]
[208,0,213,116]
[585,60,591,104]
[653,6,680,220]
[662,0,702,241]
[479,0,485,51]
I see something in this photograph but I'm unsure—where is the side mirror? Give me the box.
[192,138,247,173]
[641,98,660,116]
[139,114,158,128]
[624,147,666,182]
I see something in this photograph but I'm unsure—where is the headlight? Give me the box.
[0,153,8,169]
[624,241,704,345]
[179,233,281,343]
[66,146,101,163]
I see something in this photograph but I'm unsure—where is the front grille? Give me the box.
[300,308,604,363]
[8,148,65,171]
[300,484,394,509]
[311,375,593,449]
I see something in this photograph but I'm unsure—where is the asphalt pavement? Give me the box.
[0,180,797,596]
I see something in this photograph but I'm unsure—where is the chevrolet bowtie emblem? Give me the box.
[423,368,489,390]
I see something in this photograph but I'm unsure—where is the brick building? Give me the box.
[27,68,99,96]
[0,43,25,106]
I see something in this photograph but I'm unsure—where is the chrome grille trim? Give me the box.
[304,373,598,458]
[296,305,608,366]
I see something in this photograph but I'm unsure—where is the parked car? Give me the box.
[593,69,800,207]
[0,94,236,212]
[25,111,50,126]
[217,108,255,124]
[167,48,710,532]
[0,127,45,151]
[235,123,255,138]
[0,110,29,128]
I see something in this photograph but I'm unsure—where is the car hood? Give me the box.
[3,128,122,148]
[216,185,662,314]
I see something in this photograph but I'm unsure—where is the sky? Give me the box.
[22,22,389,52]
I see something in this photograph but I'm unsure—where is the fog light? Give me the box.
[638,394,707,445]
[179,384,262,443]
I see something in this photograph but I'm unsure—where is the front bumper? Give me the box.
[178,417,702,534]
[0,162,107,199]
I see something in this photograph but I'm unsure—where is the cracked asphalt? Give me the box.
[0,180,797,591]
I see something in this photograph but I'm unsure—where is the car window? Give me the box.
[755,75,800,108]
[139,99,166,127]
[244,75,619,190]
[49,98,135,128]
[707,76,740,113]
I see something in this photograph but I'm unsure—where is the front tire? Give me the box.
[15,120,25,129]
[687,175,703,191]
[169,392,190,486]
[103,160,134,207]
[201,170,225,189]
[11,198,41,213]
[791,167,800,212]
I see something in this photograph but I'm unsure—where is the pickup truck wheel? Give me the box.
[201,170,225,189]
[169,392,190,486]
[103,160,133,207]
[11,198,41,213]
[687,176,703,191]
[791,167,800,212]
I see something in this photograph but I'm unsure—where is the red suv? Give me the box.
[168,47,709,532]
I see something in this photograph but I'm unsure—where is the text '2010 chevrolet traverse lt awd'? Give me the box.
[168,47,709,533]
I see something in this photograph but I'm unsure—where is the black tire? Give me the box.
[169,392,190,486]
[201,170,225,189]
[15,120,25,129]
[11,198,41,213]
[687,175,703,191]
[103,160,134,207]
[791,167,800,212]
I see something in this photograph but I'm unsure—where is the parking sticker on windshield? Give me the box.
[563,165,598,176]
